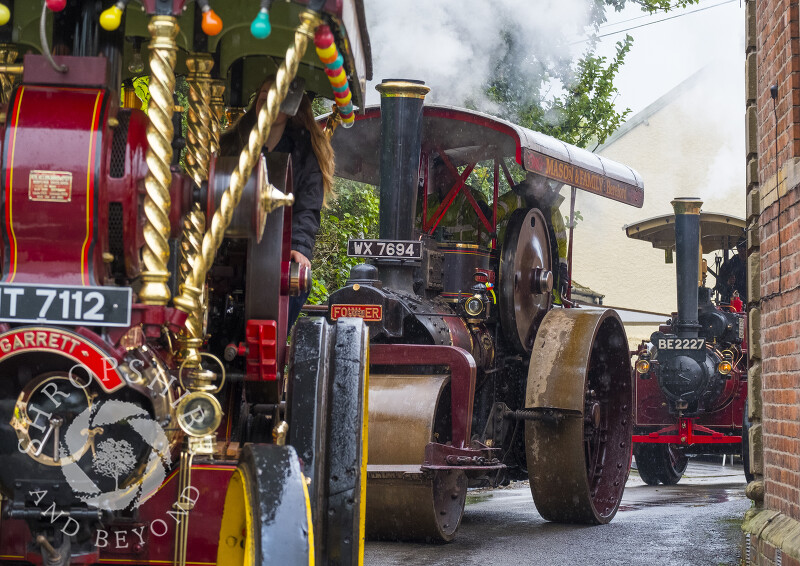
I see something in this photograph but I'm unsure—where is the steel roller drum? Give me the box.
[365,374,467,542]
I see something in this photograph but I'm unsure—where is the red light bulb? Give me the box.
[46,0,67,12]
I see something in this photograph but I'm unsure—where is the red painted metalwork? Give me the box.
[0,465,236,564]
[632,418,742,445]
[0,326,125,392]
[246,319,279,381]
[370,344,476,449]
[425,163,476,234]
[492,157,499,249]
[22,55,112,90]
[3,86,107,285]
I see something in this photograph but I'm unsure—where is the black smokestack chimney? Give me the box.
[671,198,702,338]
[375,79,429,240]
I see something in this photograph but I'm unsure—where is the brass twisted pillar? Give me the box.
[176,203,206,364]
[0,44,18,105]
[139,16,179,305]
[173,10,320,319]
[184,53,214,186]
[209,80,226,155]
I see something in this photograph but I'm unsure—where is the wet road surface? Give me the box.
[365,459,748,566]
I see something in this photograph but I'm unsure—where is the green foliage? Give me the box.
[484,0,699,149]
[308,179,380,304]
[132,76,150,111]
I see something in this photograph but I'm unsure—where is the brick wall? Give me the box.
[742,0,800,563]
[759,188,800,519]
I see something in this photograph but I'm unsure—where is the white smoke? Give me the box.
[363,0,596,110]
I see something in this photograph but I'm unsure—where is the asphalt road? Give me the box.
[365,459,749,566]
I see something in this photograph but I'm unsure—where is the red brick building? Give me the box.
[742,0,800,563]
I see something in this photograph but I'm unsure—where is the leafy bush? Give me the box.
[308,178,379,304]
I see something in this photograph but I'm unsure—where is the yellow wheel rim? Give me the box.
[217,468,256,565]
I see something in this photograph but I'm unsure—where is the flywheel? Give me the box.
[499,208,553,353]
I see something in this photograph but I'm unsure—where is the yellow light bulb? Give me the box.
[635,359,651,374]
[99,4,123,31]
[0,4,10,26]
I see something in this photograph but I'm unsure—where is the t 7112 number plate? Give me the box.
[347,239,422,260]
[0,283,132,327]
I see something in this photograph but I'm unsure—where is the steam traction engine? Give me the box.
[325,80,645,541]
[0,1,371,565]
[627,200,748,485]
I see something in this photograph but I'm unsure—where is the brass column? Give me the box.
[209,80,226,155]
[176,203,206,364]
[139,16,179,305]
[173,10,320,320]
[0,44,18,105]
[184,53,214,186]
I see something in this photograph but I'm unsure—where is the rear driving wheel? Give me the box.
[287,316,369,564]
[217,444,313,565]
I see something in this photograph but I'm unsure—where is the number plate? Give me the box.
[0,283,132,327]
[347,239,422,260]
[656,337,706,351]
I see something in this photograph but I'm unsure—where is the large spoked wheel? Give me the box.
[525,309,633,524]
[217,444,313,565]
[287,316,369,565]
[633,443,688,485]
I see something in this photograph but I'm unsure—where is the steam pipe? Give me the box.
[671,198,702,338]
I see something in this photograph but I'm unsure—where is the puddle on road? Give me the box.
[618,488,745,512]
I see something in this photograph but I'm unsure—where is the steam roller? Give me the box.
[326,79,642,541]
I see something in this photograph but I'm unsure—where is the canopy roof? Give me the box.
[623,211,745,254]
[7,0,371,108]
[327,105,645,207]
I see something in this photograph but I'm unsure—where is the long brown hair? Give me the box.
[220,78,335,205]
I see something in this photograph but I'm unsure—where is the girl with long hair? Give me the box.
[220,77,335,325]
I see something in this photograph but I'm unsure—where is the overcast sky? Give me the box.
[594,0,744,114]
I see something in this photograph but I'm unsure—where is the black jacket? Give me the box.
[219,119,323,260]
[273,125,323,259]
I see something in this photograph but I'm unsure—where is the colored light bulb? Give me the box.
[128,50,144,74]
[46,0,67,11]
[0,4,9,26]
[99,4,123,31]
[251,8,271,39]
[201,7,223,36]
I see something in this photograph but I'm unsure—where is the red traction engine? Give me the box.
[628,199,749,485]
[0,0,371,565]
